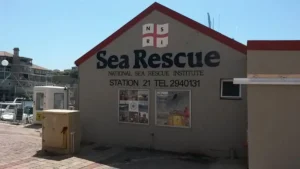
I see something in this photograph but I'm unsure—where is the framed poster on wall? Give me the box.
[118,89,149,124]
[155,90,191,128]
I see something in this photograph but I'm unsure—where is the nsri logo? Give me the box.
[142,23,169,48]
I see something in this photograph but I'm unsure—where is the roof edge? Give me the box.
[248,40,300,51]
[75,2,247,66]
[154,3,246,54]
[75,2,158,66]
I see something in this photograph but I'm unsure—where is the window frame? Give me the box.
[220,78,242,100]
[53,93,65,109]
[35,92,44,110]
[155,89,192,129]
[117,88,150,125]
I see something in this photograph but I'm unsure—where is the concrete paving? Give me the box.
[0,122,248,169]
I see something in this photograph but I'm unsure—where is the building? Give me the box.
[74,2,300,168]
[0,48,53,101]
[75,3,300,165]
[233,41,300,169]
[75,2,247,157]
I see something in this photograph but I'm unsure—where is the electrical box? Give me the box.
[41,109,81,155]
[33,86,68,124]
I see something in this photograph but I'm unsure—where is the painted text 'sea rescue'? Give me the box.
[97,49,220,69]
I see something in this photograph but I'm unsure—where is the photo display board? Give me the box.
[156,90,191,128]
[118,89,149,124]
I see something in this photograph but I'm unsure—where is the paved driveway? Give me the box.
[0,123,41,165]
[0,122,247,169]
[0,122,111,169]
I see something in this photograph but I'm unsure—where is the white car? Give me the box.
[0,103,33,122]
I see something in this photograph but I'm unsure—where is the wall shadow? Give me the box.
[24,124,42,129]
[31,143,219,169]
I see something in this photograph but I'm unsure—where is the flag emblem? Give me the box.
[142,23,169,48]
[129,101,139,112]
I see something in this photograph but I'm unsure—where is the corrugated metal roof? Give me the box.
[0,51,13,57]
[0,51,31,59]
[31,64,49,70]
[0,51,49,70]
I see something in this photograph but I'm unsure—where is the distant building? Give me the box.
[0,48,53,101]
[71,66,78,71]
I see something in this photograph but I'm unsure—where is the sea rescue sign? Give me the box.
[95,23,221,88]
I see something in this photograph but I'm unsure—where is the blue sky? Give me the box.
[1,0,299,70]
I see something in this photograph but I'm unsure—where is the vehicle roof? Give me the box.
[34,86,66,89]
[0,103,22,105]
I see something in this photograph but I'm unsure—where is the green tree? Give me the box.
[70,70,78,79]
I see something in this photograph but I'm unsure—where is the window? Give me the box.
[8,105,16,111]
[24,107,33,115]
[54,93,64,109]
[23,74,28,79]
[36,92,44,110]
[155,90,191,128]
[220,79,241,99]
[118,89,149,124]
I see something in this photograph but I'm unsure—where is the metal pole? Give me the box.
[66,87,69,109]
[3,67,6,102]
